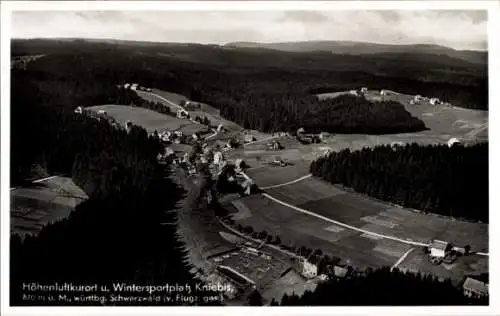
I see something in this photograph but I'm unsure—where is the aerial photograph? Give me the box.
[4,3,490,309]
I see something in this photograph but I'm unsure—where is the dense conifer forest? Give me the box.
[273,267,488,305]
[310,143,488,222]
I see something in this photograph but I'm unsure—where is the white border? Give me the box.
[1,1,498,316]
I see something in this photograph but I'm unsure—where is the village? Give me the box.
[71,83,487,303]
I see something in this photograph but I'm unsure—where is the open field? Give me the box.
[11,176,88,238]
[266,177,488,252]
[244,163,310,188]
[87,104,207,135]
[138,89,243,133]
[229,194,400,270]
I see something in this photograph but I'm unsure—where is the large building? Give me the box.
[463,277,488,298]
[429,240,450,258]
[301,260,318,279]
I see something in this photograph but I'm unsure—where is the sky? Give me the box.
[11,10,488,51]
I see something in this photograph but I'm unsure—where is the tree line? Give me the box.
[310,143,488,222]
[272,267,487,305]
[10,68,218,305]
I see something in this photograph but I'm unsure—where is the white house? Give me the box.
[130,83,138,91]
[414,95,422,102]
[391,141,405,150]
[429,240,450,258]
[380,89,388,96]
[123,83,131,89]
[349,90,358,96]
[302,260,318,279]
[177,109,189,119]
[430,98,440,105]
[174,130,183,137]
[97,110,107,115]
[74,106,83,114]
[447,137,461,148]
[360,87,368,93]
[463,277,488,298]
[214,151,223,165]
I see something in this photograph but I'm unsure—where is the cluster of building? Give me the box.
[349,87,369,96]
[122,83,152,92]
[296,128,330,144]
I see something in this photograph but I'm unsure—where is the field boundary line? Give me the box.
[145,92,184,111]
[262,192,428,247]
[391,248,415,271]
[244,135,280,147]
[260,174,312,190]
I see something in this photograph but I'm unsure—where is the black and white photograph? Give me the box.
[1,0,497,314]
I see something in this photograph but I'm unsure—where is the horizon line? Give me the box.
[10,37,488,53]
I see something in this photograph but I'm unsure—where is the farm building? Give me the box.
[349,90,358,96]
[216,124,225,133]
[213,151,224,165]
[380,89,388,96]
[177,109,189,119]
[123,83,131,89]
[429,240,450,258]
[235,158,246,171]
[297,127,305,135]
[192,133,200,141]
[447,137,462,148]
[97,110,107,115]
[244,134,256,143]
[360,87,368,93]
[463,277,488,298]
[301,260,318,279]
[74,106,83,114]
[267,140,282,151]
[390,141,405,150]
[414,95,422,101]
[174,130,183,137]
[429,97,441,105]
[333,265,349,278]
[130,83,138,91]
[319,132,330,141]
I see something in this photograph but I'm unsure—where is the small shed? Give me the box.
[463,277,488,298]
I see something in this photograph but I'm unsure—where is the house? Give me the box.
[174,130,183,137]
[97,110,107,115]
[244,134,255,143]
[319,132,330,141]
[463,277,488,298]
[235,158,245,171]
[429,240,450,258]
[447,137,461,148]
[123,83,131,89]
[301,260,318,279]
[297,127,305,135]
[429,97,440,105]
[192,133,199,141]
[214,151,223,165]
[74,106,83,114]
[130,83,138,91]
[177,109,189,119]
[360,87,368,93]
[349,90,358,96]
[380,89,388,96]
[414,95,422,102]
[333,265,349,278]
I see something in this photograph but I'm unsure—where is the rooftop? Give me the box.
[463,277,488,295]
[430,239,449,251]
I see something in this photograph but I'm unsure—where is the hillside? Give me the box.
[225,41,488,65]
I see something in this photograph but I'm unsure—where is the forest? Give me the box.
[11,40,487,139]
[10,69,218,305]
[272,267,488,306]
[310,143,489,222]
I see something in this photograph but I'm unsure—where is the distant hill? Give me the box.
[225,41,487,65]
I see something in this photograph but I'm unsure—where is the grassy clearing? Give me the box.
[262,269,318,303]
[10,176,88,238]
[88,105,206,134]
[245,163,310,187]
